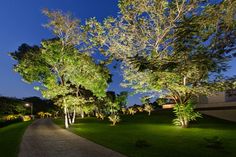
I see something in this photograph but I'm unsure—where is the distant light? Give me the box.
[25,103,30,107]
[162,104,175,109]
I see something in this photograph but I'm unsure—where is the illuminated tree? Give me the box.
[92,0,236,127]
[11,10,110,128]
[127,107,137,115]
[108,114,120,126]
[137,106,143,112]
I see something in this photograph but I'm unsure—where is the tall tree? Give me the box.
[11,10,110,128]
[92,0,236,127]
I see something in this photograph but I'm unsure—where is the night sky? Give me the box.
[0,0,235,105]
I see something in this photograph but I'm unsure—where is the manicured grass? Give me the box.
[54,110,236,157]
[0,121,32,157]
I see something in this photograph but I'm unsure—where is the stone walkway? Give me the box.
[18,119,126,157]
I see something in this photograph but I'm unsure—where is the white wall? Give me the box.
[207,92,225,103]
[200,110,236,122]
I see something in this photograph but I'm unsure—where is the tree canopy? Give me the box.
[87,0,236,127]
[11,10,111,128]
[9,1,236,128]
[93,0,236,103]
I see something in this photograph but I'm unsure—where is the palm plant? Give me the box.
[99,113,105,120]
[137,106,143,112]
[44,112,52,118]
[108,114,120,126]
[144,104,154,116]
[121,107,127,114]
[173,102,201,128]
[37,112,45,118]
[128,107,137,115]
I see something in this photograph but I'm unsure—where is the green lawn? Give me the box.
[54,110,236,157]
[0,121,32,157]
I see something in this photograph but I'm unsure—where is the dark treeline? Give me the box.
[0,96,57,115]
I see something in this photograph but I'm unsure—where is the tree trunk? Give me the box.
[180,117,189,128]
[181,122,189,128]
[81,110,84,118]
[183,76,187,86]
[67,112,72,124]
[148,111,151,116]
[72,108,76,124]
[64,106,69,129]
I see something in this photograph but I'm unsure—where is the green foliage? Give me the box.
[108,114,121,126]
[144,104,154,116]
[37,112,52,118]
[11,10,111,128]
[10,44,47,83]
[21,115,31,122]
[91,0,236,127]
[37,112,45,118]
[137,106,143,112]
[3,114,20,121]
[115,91,128,108]
[0,96,26,115]
[127,107,137,115]
[100,0,235,100]
[0,114,30,128]
[96,112,105,120]
[121,107,127,114]
[100,91,128,115]
[141,96,150,104]
[42,9,81,46]
[157,98,167,106]
[82,104,96,116]
[173,102,202,128]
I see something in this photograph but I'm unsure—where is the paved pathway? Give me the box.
[18,119,126,157]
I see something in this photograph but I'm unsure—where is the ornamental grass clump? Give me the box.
[96,112,105,120]
[108,114,120,126]
[128,107,137,115]
[173,101,202,128]
[144,104,154,116]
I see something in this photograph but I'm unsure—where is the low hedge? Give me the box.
[0,115,32,128]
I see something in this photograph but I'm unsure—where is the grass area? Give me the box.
[54,110,236,157]
[0,121,32,157]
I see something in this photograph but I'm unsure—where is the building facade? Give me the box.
[196,89,236,122]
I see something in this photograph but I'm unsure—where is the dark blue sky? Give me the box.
[0,0,235,105]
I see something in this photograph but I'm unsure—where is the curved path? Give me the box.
[18,119,126,157]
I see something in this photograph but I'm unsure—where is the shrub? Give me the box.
[173,102,202,128]
[0,114,23,128]
[44,112,52,118]
[137,106,143,112]
[52,111,59,119]
[95,112,100,118]
[37,112,45,118]
[121,107,127,114]
[128,107,137,115]
[96,112,105,120]
[99,113,105,120]
[144,104,154,116]
[3,114,18,121]
[108,114,120,126]
[37,112,52,118]
[21,115,31,121]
